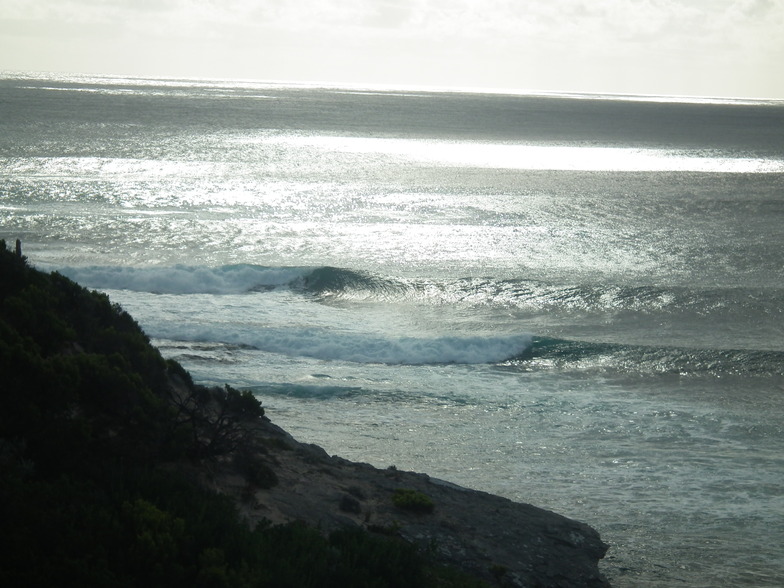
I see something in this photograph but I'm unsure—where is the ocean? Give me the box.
[1,72,783,586]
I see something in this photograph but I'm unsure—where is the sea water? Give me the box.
[1,72,783,586]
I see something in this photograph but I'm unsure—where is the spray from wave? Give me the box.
[153,323,532,365]
[53,264,315,294]
[280,332,533,365]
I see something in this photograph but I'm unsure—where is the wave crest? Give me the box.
[53,263,396,297]
[517,337,784,377]
[55,264,316,294]
[156,324,532,365]
[52,264,782,322]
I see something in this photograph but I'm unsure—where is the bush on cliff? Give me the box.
[393,488,436,513]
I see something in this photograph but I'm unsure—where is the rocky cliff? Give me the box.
[201,417,610,587]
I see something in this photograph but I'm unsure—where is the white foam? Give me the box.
[56,264,312,294]
[155,323,532,365]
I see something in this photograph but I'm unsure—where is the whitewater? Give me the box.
[2,72,784,586]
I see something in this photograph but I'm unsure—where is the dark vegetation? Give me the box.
[392,488,436,514]
[0,241,485,587]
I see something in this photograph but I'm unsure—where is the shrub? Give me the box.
[392,488,435,514]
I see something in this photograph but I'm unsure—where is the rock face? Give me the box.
[206,418,610,588]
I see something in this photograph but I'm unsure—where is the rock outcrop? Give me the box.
[204,418,610,588]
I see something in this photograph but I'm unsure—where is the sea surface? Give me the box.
[2,72,783,586]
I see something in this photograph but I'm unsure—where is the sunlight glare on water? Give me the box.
[285,135,784,173]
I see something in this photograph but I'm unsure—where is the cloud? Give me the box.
[1,0,779,46]
[1,0,782,97]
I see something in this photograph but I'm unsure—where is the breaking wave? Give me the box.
[151,323,532,365]
[54,264,317,294]
[53,264,394,297]
[53,263,783,374]
[52,264,783,319]
[515,337,784,377]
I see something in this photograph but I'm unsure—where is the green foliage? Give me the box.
[393,488,436,514]
[167,358,194,388]
[170,383,266,459]
[243,523,427,588]
[224,385,265,419]
[0,241,246,465]
[122,498,188,584]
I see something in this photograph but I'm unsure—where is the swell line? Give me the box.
[514,337,784,377]
[151,324,533,366]
[52,264,783,321]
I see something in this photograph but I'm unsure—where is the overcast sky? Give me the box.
[1,0,782,99]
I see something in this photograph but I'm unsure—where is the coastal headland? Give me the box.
[0,240,608,587]
[197,404,610,587]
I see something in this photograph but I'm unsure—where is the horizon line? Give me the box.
[3,68,783,106]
